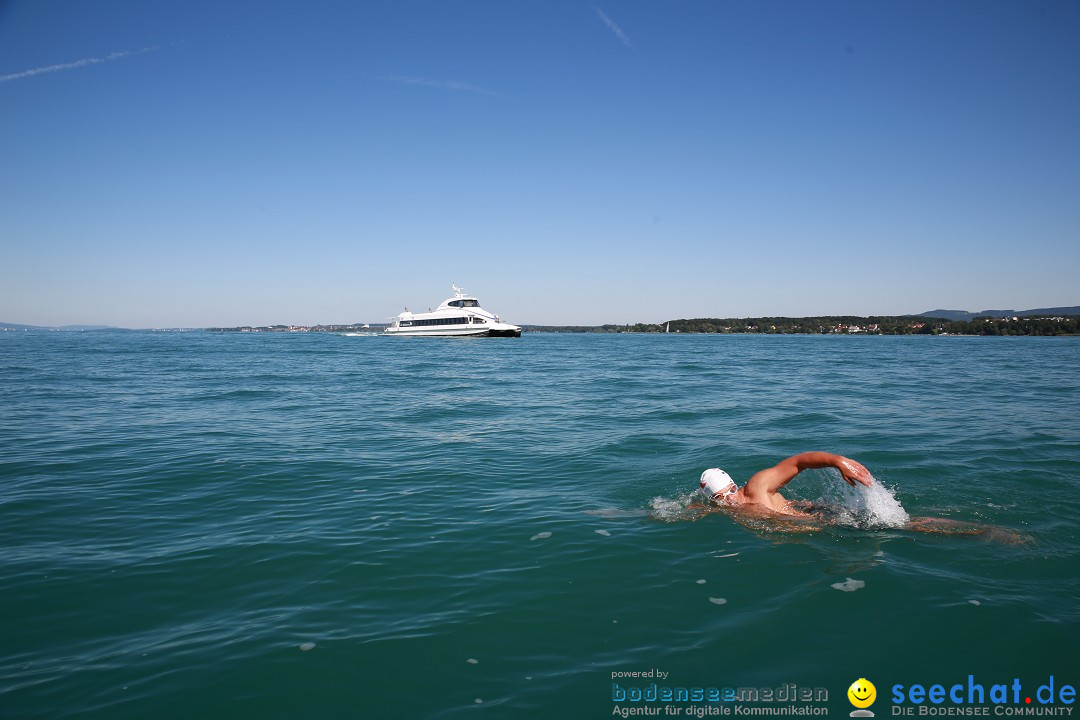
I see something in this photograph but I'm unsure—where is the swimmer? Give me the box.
[700,452,871,516]
[698,452,1029,542]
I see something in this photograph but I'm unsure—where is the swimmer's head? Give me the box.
[700,468,738,504]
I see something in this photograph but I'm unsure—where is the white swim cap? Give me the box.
[700,468,737,501]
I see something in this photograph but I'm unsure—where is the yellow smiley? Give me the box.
[848,678,877,709]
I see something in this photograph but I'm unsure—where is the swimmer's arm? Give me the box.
[905,518,1030,544]
[744,452,872,501]
[906,517,985,535]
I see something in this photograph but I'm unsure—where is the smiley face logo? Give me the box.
[848,678,877,709]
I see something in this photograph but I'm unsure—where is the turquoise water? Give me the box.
[1,332,1078,718]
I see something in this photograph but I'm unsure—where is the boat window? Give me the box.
[463,300,479,307]
[449,300,462,307]
[405,317,469,327]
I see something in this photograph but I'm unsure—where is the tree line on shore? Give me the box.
[532,315,1080,336]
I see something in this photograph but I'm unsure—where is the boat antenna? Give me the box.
[451,283,465,297]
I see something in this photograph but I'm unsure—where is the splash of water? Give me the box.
[648,490,708,522]
[823,476,909,529]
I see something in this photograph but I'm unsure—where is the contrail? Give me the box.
[0,46,157,83]
[381,75,501,97]
[595,7,632,48]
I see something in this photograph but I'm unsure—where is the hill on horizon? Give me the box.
[0,322,121,331]
[917,306,1080,322]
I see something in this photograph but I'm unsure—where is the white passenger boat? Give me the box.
[384,285,523,337]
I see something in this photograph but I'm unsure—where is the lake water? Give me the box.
[1,331,1077,719]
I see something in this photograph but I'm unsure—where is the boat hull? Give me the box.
[383,325,521,338]
[486,327,522,338]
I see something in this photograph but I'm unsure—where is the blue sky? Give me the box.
[2,1,1077,327]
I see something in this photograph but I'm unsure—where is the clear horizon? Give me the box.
[2,2,1077,327]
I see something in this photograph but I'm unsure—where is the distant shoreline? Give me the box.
[537,314,1080,336]
[5,313,1079,337]
[196,314,1080,336]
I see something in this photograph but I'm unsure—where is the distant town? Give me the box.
[205,324,384,334]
